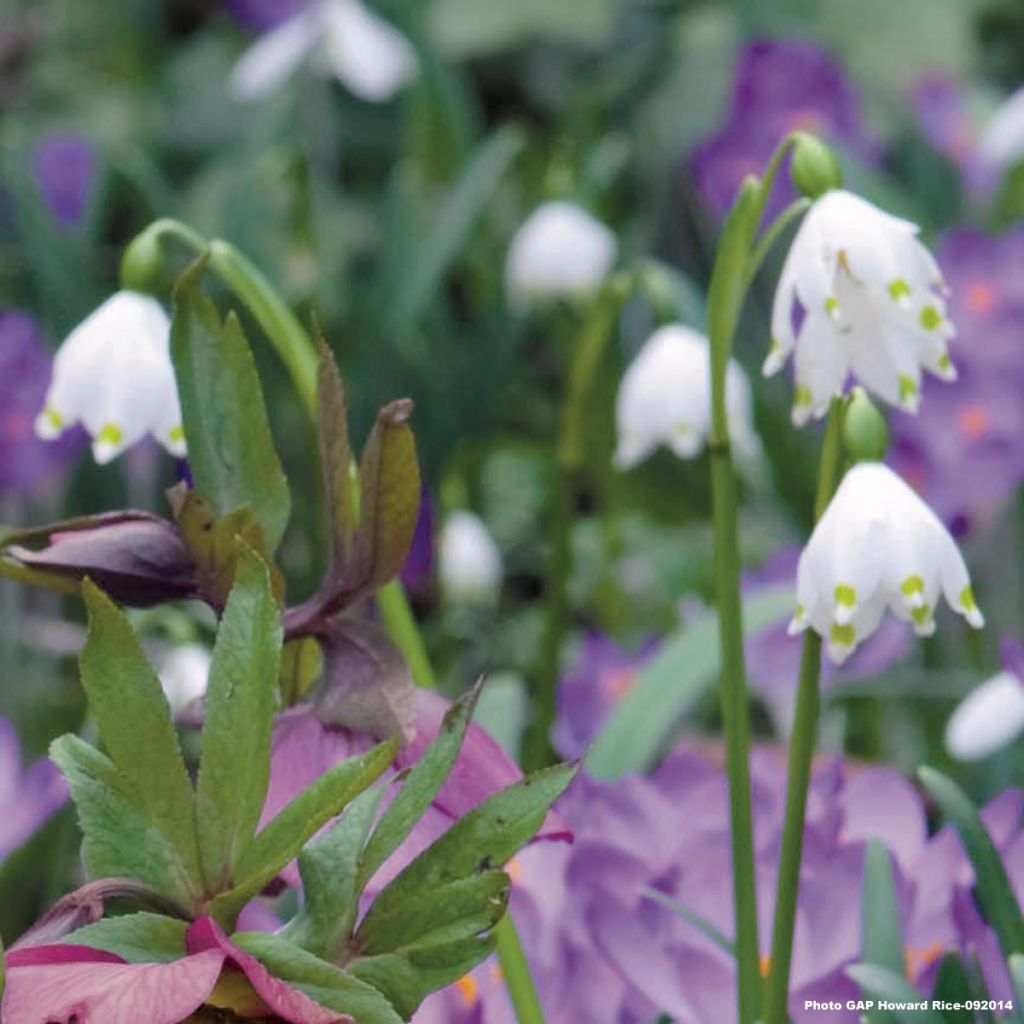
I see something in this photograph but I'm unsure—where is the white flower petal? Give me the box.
[946,671,1024,761]
[439,511,503,605]
[228,9,318,102]
[979,85,1024,172]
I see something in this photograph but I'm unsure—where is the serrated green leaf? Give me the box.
[280,785,386,960]
[845,965,944,1024]
[357,685,480,890]
[64,913,188,964]
[171,259,291,553]
[50,736,194,908]
[861,840,904,1024]
[366,760,576,926]
[314,332,354,566]
[588,585,796,779]
[211,740,396,922]
[78,581,201,897]
[234,932,403,1024]
[919,767,1024,962]
[196,544,282,890]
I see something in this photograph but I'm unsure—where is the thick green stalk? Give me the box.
[495,915,547,1024]
[764,399,845,1024]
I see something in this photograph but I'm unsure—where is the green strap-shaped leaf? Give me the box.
[234,932,403,1024]
[930,955,976,1024]
[314,332,355,566]
[196,544,282,890]
[50,736,195,909]
[919,767,1024,962]
[78,582,202,897]
[171,259,291,554]
[588,585,796,779]
[64,913,188,964]
[860,840,904,1024]
[845,965,944,1024]
[357,684,480,890]
[211,740,397,923]
[364,760,577,927]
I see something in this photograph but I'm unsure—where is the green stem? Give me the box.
[495,915,546,1024]
[764,399,845,1024]
[377,580,436,689]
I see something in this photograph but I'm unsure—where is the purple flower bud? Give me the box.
[31,133,96,231]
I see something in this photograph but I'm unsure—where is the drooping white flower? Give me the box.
[790,462,983,665]
[439,511,503,605]
[157,643,212,713]
[766,190,956,426]
[35,291,185,465]
[979,85,1024,173]
[945,670,1024,761]
[614,323,758,469]
[229,0,417,104]
[505,201,617,305]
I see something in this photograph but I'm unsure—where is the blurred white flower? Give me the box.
[766,190,956,426]
[439,511,503,605]
[946,670,1024,761]
[790,462,983,664]
[979,85,1024,173]
[229,0,417,103]
[614,323,758,469]
[505,201,616,305]
[157,643,211,713]
[35,291,185,465]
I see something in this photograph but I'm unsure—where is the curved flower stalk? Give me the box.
[766,190,956,425]
[35,291,185,464]
[228,0,418,103]
[504,201,617,306]
[789,461,984,664]
[946,639,1024,761]
[614,323,758,469]
[438,510,504,606]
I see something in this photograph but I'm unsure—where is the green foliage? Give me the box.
[860,841,903,1024]
[845,965,944,1024]
[64,913,189,964]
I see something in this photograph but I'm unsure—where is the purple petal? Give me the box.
[31,133,96,231]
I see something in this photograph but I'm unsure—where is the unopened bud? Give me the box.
[119,230,163,292]
[790,132,843,199]
[843,386,889,462]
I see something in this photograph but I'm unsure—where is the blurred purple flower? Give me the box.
[416,747,1023,1023]
[690,39,881,219]
[31,133,96,232]
[0,311,80,496]
[552,634,656,759]
[224,0,309,33]
[0,716,67,862]
[889,229,1024,526]
[400,489,434,597]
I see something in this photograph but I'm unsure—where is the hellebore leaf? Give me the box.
[356,684,481,890]
[4,511,196,607]
[211,740,396,923]
[918,767,1024,961]
[315,622,417,743]
[314,332,355,567]
[77,582,202,896]
[234,931,404,1024]
[64,913,189,964]
[171,259,291,554]
[860,840,904,1024]
[363,760,578,928]
[280,785,387,961]
[196,544,282,890]
[49,736,196,909]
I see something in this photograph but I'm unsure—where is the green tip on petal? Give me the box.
[887,279,911,302]
[169,424,185,443]
[824,296,840,318]
[97,423,123,446]
[959,585,977,611]
[829,622,855,647]
[901,575,924,597]
[794,384,813,407]
[919,305,943,331]
[898,375,918,404]
[911,603,931,626]
[834,584,856,607]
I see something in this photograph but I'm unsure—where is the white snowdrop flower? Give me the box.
[766,190,956,426]
[229,0,417,104]
[439,511,503,605]
[157,643,212,713]
[789,462,983,665]
[35,291,185,465]
[979,85,1024,173]
[505,201,616,305]
[614,323,758,469]
[946,670,1024,761]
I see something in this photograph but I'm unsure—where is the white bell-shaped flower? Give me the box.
[229,0,417,104]
[979,85,1024,173]
[35,291,185,465]
[614,323,758,469]
[766,190,956,426]
[157,643,212,714]
[945,670,1024,761]
[790,462,983,664]
[439,511,503,605]
[505,201,616,305]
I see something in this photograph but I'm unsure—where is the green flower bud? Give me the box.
[790,132,843,199]
[843,386,889,462]
[119,230,163,292]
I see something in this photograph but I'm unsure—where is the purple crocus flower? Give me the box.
[224,0,309,33]
[0,716,68,863]
[0,311,81,496]
[889,229,1024,527]
[400,489,434,597]
[31,133,96,232]
[689,39,881,219]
